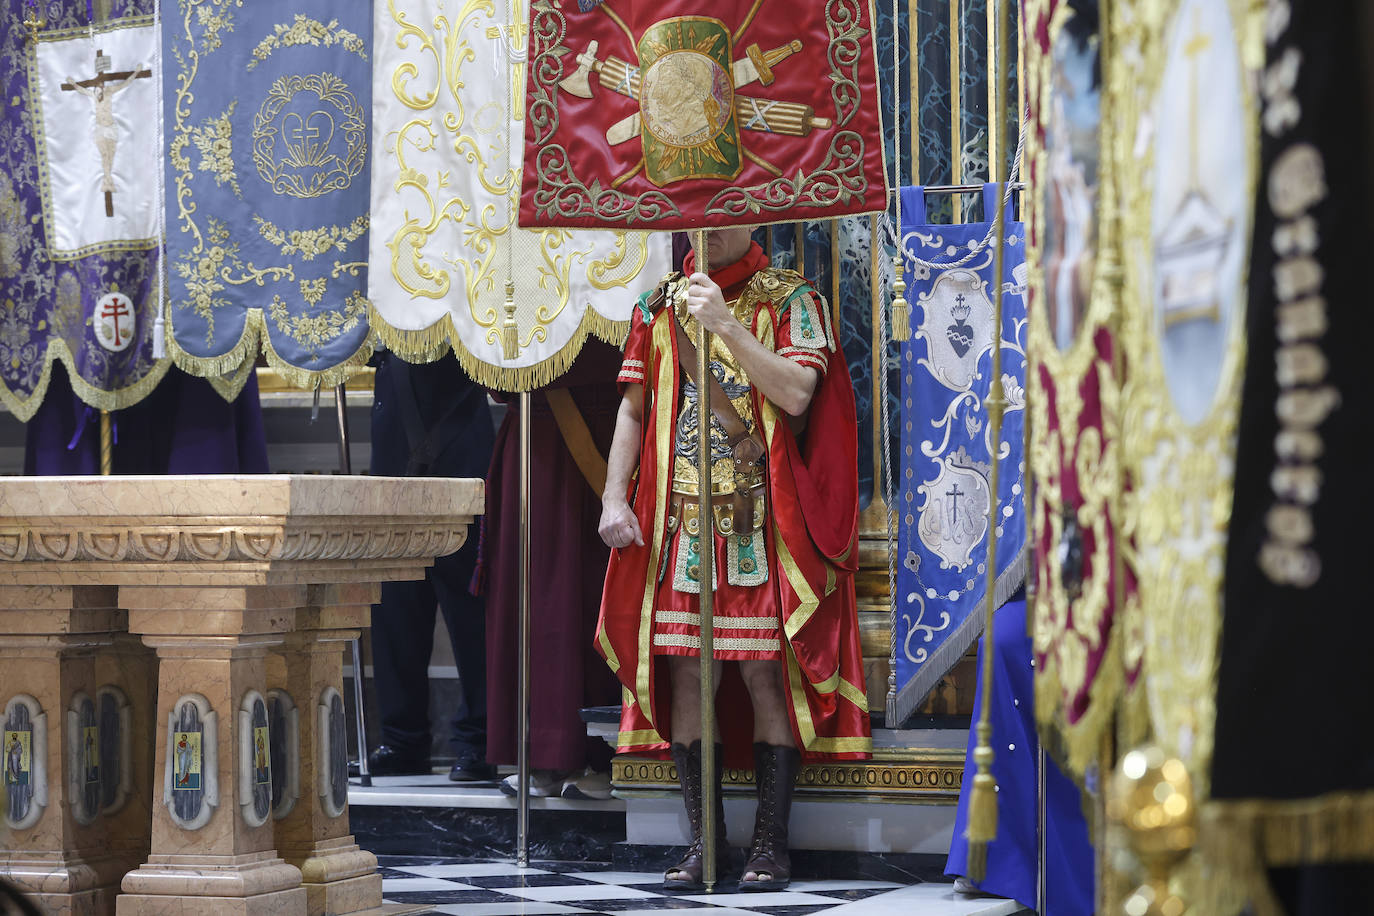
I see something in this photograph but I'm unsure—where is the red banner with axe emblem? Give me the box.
[520,0,889,229]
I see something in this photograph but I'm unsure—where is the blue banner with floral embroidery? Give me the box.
[0,0,168,421]
[893,183,1028,724]
[164,0,372,392]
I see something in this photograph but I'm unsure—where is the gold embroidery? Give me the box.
[1111,8,1260,871]
[526,1,878,225]
[247,15,368,70]
[654,611,778,629]
[617,728,666,747]
[165,0,375,391]
[255,214,369,260]
[191,0,242,53]
[187,103,240,197]
[251,73,366,199]
[371,2,660,389]
[267,289,366,360]
[298,278,326,306]
[653,633,781,654]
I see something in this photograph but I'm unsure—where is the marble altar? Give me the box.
[0,475,483,915]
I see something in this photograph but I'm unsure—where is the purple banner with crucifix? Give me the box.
[0,0,168,420]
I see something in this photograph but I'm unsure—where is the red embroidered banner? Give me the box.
[520,0,888,230]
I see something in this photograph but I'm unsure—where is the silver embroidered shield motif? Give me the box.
[913,268,995,392]
[916,446,991,572]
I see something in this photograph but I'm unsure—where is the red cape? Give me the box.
[595,263,872,764]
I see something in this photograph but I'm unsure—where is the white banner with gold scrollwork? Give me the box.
[368,0,671,391]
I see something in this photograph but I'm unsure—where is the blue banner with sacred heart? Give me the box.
[164,0,373,394]
[893,184,1028,725]
[0,0,168,420]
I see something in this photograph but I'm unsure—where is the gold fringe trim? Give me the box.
[367,300,632,392]
[205,354,260,403]
[1193,791,1374,916]
[0,340,172,423]
[167,307,375,393]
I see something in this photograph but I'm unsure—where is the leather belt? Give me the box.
[667,487,766,539]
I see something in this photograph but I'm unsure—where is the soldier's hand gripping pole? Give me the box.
[694,230,719,893]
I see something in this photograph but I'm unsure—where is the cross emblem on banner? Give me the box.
[61,50,152,218]
[945,483,965,524]
[486,1,530,122]
[94,291,136,352]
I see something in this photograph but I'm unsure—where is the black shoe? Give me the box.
[449,759,498,782]
[367,744,431,776]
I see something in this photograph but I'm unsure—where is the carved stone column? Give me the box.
[117,585,306,915]
[0,584,141,914]
[267,583,380,916]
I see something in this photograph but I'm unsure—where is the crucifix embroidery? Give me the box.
[61,50,152,218]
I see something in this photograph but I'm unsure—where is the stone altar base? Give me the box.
[1,476,481,916]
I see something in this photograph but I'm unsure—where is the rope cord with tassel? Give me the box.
[152,0,167,358]
[889,0,908,341]
[498,0,532,361]
[965,0,1013,883]
[892,119,1026,272]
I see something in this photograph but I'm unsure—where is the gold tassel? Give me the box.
[891,256,911,341]
[965,719,998,882]
[501,280,519,360]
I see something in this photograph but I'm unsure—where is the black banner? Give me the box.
[1213,0,1373,814]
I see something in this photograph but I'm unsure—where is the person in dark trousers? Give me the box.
[366,349,496,781]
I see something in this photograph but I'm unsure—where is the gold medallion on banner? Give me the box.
[637,18,741,186]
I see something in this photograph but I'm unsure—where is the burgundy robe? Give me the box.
[482,342,623,771]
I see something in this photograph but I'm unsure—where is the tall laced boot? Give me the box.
[740,742,801,891]
[664,741,728,890]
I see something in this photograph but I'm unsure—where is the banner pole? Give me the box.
[335,383,353,474]
[965,0,1012,881]
[517,389,533,867]
[333,380,375,788]
[693,230,718,892]
[99,410,112,475]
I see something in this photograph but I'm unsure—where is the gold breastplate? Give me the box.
[670,304,762,497]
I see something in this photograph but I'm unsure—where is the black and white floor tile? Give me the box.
[379,858,1029,916]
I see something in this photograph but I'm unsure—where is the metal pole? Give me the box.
[1037,743,1047,913]
[516,390,533,867]
[351,638,371,787]
[335,383,353,474]
[335,381,373,787]
[693,230,718,892]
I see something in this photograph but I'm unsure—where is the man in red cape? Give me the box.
[597,227,871,892]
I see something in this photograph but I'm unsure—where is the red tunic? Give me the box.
[598,244,872,763]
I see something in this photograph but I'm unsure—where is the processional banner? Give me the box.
[1106,9,1258,905]
[164,0,373,394]
[367,0,671,391]
[1208,0,1374,893]
[0,1,167,420]
[1022,0,1128,779]
[519,0,889,230]
[893,185,1027,725]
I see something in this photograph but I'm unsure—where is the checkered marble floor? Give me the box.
[378,858,1029,916]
